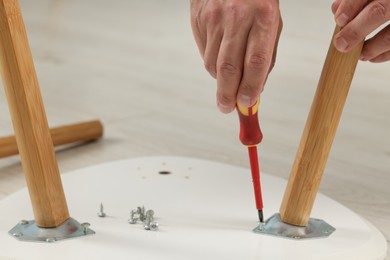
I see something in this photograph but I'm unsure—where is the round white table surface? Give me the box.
[0,157,386,260]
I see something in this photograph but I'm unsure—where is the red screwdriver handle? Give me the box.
[236,99,263,146]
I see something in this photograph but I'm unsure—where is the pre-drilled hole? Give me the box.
[159,171,171,175]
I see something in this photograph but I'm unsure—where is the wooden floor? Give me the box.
[0,0,388,258]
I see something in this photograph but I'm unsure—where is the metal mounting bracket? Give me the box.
[9,217,95,243]
[253,213,335,240]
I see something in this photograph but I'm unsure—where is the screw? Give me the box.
[144,210,158,231]
[128,209,138,224]
[81,222,90,234]
[137,206,146,222]
[97,203,106,217]
[19,220,29,225]
[12,232,22,237]
[149,222,159,231]
[257,222,265,231]
[145,209,154,220]
[292,236,301,240]
[46,237,57,243]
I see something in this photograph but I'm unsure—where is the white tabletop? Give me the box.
[0,157,386,259]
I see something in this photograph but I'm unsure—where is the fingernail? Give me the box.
[336,13,349,27]
[237,95,252,107]
[334,36,349,52]
[331,1,338,14]
[218,103,234,114]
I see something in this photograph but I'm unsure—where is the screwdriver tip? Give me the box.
[258,209,264,223]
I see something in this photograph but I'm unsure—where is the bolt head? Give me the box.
[81,222,90,228]
[19,220,29,225]
[128,218,138,224]
[149,222,159,231]
[81,222,91,234]
[12,232,22,237]
[46,237,57,243]
[97,212,106,217]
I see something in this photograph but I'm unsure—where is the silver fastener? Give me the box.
[12,232,22,237]
[128,209,138,224]
[97,203,106,217]
[46,237,56,243]
[19,220,29,225]
[257,222,265,231]
[81,222,90,234]
[149,222,159,231]
[145,209,154,220]
[137,206,146,222]
[144,210,158,231]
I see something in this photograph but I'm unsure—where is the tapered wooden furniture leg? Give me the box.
[0,0,69,227]
[279,26,364,226]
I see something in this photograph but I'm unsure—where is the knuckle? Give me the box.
[345,27,360,43]
[247,52,269,70]
[218,62,241,78]
[257,1,277,16]
[240,81,258,95]
[338,2,352,15]
[225,2,249,24]
[254,1,278,24]
[204,7,222,25]
[368,1,388,19]
[223,3,249,34]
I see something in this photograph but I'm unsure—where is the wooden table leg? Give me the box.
[0,0,69,227]
[279,26,364,226]
[0,120,104,158]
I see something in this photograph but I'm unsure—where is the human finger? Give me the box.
[216,16,251,113]
[190,1,207,57]
[269,13,283,74]
[333,0,368,27]
[369,50,390,62]
[237,10,280,107]
[361,24,390,61]
[331,0,343,14]
[203,24,223,78]
[334,0,390,52]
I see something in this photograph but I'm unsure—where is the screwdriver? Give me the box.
[236,99,264,223]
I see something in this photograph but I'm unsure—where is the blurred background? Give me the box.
[0,0,388,257]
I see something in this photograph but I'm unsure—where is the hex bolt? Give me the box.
[97,203,106,218]
[81,222,90,234]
